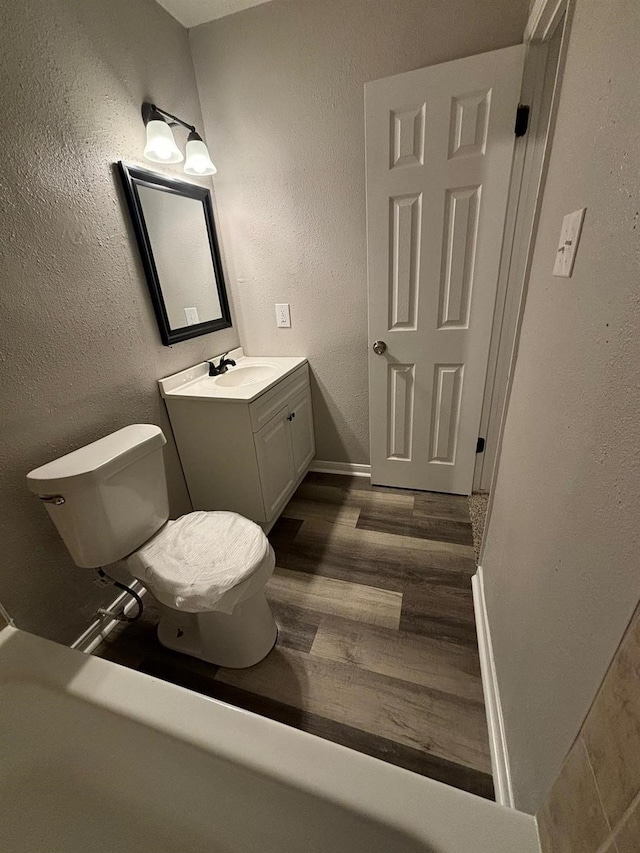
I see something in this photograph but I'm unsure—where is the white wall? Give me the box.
[189,0,529,464]
[482,0,640,813]
[0,0,239,643]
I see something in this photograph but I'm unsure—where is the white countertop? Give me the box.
[158,347,308,403]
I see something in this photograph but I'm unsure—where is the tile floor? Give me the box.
[96,472,493,799]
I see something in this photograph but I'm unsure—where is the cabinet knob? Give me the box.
[287,412,296,421]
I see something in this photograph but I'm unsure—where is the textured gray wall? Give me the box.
[0,0,239,643]
[482,0,640,813]
[189,0,529,464]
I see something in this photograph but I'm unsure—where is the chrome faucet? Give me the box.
[208,353,237,376]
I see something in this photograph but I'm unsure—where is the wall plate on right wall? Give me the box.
[553,207,586,277]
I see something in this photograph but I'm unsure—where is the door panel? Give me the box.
[389,193,421,330]
[388,363,415,460]
[289,389,315,478]
[429,364,464,463]
[254,407,296,520]
[366,45,524,494]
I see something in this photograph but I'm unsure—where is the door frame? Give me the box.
[472,0,572,494]
[525,0,568,43]
[474,0,573,809]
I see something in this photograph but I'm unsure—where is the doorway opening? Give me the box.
[365,1,570,551]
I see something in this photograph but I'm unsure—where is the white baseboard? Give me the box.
[71,580,147,655]
[309,460,371,478]
[472,566,514,808]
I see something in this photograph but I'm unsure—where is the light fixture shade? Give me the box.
[184,131,217,176]
[143,119,183,164]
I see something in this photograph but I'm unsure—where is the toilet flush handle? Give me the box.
[37,495,65,505]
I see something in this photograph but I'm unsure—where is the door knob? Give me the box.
[372,340,387,355]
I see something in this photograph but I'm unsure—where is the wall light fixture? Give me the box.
[141,102,217,176]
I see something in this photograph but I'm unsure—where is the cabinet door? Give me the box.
[289,388,315,478]
[254,406,296,519]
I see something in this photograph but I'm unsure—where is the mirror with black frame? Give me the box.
[117,162,232,345]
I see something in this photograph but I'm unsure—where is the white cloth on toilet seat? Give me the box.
[126,511,271,613]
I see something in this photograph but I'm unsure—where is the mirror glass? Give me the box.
[117,162,232,345]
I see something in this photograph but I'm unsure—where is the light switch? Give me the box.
[553,208,586,277]
[275,303,291,328]
[184,307,199,325]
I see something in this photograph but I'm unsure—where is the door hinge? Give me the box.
[514,104,530,137]
[476,437,485,453]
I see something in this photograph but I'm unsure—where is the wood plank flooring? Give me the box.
[95,472,493,800]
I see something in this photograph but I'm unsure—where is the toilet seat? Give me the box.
[126,510,271,614]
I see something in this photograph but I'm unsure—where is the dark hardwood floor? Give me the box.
[95,472,493,800]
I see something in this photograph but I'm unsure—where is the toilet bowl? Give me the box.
[154,562,277,668]
[150,554,277,668]
[26,424,278,668]
[125,508,278,667]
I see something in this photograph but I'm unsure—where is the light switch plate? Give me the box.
[275,303,291,328]
[553,208,586,277]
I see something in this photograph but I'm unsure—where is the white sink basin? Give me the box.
[158,350,308,402]
[214,364,278,387]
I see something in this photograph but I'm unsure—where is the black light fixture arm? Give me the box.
[141,101,196,133]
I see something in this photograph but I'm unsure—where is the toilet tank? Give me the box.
[26,425,170,568]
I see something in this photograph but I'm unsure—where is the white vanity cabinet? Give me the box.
[254,394,312,519]
[162,360,314,529]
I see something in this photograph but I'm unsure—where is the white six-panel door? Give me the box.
[365,45,524,494]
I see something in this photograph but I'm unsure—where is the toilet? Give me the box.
[26,424,278,668]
